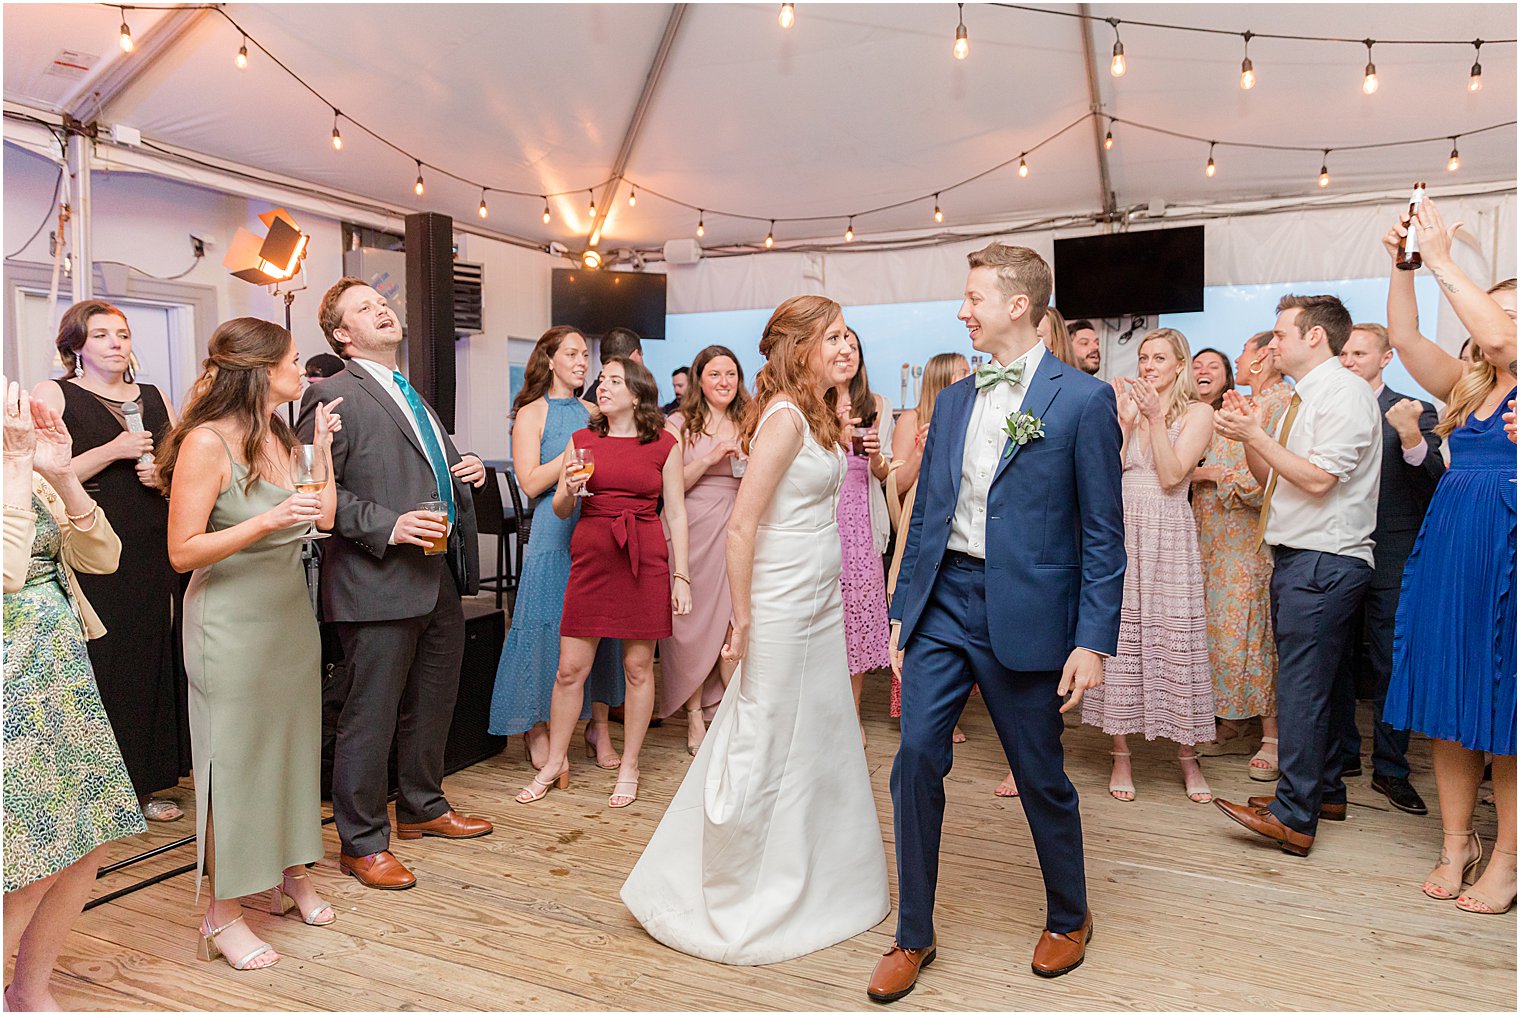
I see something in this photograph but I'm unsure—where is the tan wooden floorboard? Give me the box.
[26,678,1515,1012]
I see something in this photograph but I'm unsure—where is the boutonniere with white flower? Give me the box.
[1001,409,1045,458]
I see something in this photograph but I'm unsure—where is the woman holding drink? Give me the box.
[157,318,342,970]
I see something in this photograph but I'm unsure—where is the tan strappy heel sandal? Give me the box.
[516,763,570,804]
[584,720,621,770]
[1248,736,1280,781]
[268,871,335,926]
[1109,750,1135,802]
[1179,751,1212,803]
[1423,829,1482,900]
[1456,847,1516,914]
[197,913,278,970]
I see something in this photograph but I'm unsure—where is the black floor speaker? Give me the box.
[321,601,509,799]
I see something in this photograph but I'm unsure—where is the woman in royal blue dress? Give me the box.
[488,327,624,770]
[1382,197,1516,915]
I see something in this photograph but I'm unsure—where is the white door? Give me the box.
[15,292,197,407]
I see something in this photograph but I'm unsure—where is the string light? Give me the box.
[1239,32,1255,89]
[1017,156,1029,178]
[330,111,343,151]
[541,198,551,225]
[1447,139,1461,172]
[118,8,133,52]
[1469,41,1484,91]
[933,194,943,223]
[1318,150,1331,188]
[582,249,602,269]
[1104,129,1114,150]
[765,221,775,248]
[476,190,489,218]
[1109,19,1126,77]
[778,3,794,29]
[1362,40,1379,94]
[628,186,637,207]
[588,189,596,216]
[1205,142,1217,177]
[696,211,705,238]
[235,34,249,69]
[845,217,854,242]
[953,3,969,61]
[414,161,425,197]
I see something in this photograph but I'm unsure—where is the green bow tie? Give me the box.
[974,360,1026,391]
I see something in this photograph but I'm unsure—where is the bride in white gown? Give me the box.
[621,295,890,965]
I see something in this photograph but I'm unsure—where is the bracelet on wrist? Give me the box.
[65,502,98,523]
[672,572,691,585]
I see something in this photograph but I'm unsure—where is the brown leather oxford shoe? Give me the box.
[1247,795,1345,822]
[1031,912,1092,978]
[340,850,417,890]
[1215,798,1314,856]
[396,810,494,840]
[867,942,937,1003]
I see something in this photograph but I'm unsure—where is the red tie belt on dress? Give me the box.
[584,500,658,579]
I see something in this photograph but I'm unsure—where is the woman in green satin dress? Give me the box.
[158,318,342,971]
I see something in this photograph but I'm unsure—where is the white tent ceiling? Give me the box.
[4,3,1517,254]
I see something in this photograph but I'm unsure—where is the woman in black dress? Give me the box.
[34,301,189,823]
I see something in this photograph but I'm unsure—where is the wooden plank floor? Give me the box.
[30,680,1515,1012]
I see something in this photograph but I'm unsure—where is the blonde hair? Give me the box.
[1436,277,1516,438]
[1042,307,1077,368]
[1137,328,1202,426]
[966,243,1052,327]
[915,353,969,432]
[741,296,845,452]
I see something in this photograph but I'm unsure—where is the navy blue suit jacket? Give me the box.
[889,351,1126,672]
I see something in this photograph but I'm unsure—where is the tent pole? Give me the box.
[1077,3,1118,226]
[66,131,92,302]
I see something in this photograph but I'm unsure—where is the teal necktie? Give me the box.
[974,359,1026,391]
[392,370,455,523]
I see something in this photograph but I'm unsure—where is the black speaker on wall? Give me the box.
[405,211,456,432]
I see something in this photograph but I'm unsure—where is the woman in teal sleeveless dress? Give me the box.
[4,385,144,1011]
[489,327,623,766]
[158,318,341,971]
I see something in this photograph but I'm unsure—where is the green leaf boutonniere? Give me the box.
[1001,409,1045,458]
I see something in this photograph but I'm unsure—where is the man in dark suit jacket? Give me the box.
[1335,323,1444,814]
[297,277,493,890]
[868,244,1124,1003]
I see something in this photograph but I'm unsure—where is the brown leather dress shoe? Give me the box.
[1031,912,1092,978]
[396,810,494,840]
[340,850,417,890]
[867,942,937,1003]
[1248,795,1345,821]
[1215,798,1314,856]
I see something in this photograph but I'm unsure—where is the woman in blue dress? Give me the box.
[489,327,624,769]
[1382,198,1516,915]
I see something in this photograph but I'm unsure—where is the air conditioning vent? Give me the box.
[453,261,484,337]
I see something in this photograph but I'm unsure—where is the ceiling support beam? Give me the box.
[583,3,688,250]
[1077,3,1118,224]
[63,6,213,122]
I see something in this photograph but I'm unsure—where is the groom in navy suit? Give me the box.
[868,243,1125,1002]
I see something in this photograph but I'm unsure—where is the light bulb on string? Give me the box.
[1318,151,1331,189]
[1469,41,1484,92]
[331,112,343,151]
[118,8,133,52]
[588,190,596,216]
[1362,40,1378,95]
[779,3,794,29]
[1205,142,1217,178]
[696,212,705,239]
[1104,129,1114,151]
[478,191,489,219]
[1017,157,1029,178]
[953,4,969,61]
[765,221,775,249]
[627,186,637,208]
[1239,31,1255,89]
[933,194,943,223]
[541,198,551,225]
[1108,20,1125,77]
[1447,139,1461,173]
[236,35,249,69]
[845,218,854,243]
[414,162,425,197]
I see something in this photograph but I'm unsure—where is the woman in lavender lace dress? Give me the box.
[1081,329,1216,804]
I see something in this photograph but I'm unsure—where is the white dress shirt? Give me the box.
[1264,357,1382,565]
[947,342,1045,558]
[349,356,452,454]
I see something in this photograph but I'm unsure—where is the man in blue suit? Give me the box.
[867,244,1125,1002]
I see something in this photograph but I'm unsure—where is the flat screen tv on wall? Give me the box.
[551,269,667,340]
[1053,225,1205,319]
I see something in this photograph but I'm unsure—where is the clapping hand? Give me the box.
[1111,378,1140,431]
[1214,389,1267,444]
[313,396,344,450]
[1124,376,1163,423]
[29,397,75,480]
[3,377,35,466]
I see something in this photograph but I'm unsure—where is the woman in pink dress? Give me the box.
[1081,328,1217,803]
[659,345,749,754]
[831,327,893,743]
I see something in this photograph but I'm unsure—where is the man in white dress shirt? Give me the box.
[1212,293,1382,857]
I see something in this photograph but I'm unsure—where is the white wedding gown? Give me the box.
[621,400,890,965]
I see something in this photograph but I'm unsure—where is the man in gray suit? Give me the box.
[298,277,492,890]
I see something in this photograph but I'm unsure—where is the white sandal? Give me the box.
[1108,750,1135,802]
[268,871,335,926]
[197,913,278,970]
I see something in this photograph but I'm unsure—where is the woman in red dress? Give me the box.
[518,356,691,808]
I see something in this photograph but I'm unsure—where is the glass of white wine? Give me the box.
[571,447,595,497]
[290,445,329,541]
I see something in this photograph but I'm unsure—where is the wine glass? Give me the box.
[571,447,596,497]
[289,445,329,541]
